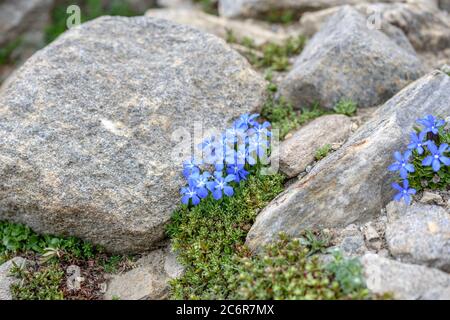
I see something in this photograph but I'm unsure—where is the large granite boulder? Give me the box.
[299,2,450,53]
[246,70,450,251]
[280,6,424,110]
[0,16,266,253]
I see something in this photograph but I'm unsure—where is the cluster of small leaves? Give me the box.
[10,262,65,300]
[0,221,97,261]
[263,9,298,24]
[228,33,306,71]
[333,99,357,116]
[45,0,142,43]
[389,115,450,204]
[228,234,370,300]
[0,38,22,66]
[167,173,285,299]
[315,144,332,161]
[1,220,134,299]
[261,77,330,139]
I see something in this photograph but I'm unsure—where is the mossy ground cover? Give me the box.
[0,221,134,300]
[167,171,372,300]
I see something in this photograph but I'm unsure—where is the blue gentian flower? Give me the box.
[234,113,259,130]
[407,131,429,155]
[226,163,249,183]
[237,143,255,166]
[181,184,201,206]
[417,115,445,135]
[183,158,201,178]
[248,134,269,158]
[225,124,247,144]
[203,138,224,165]
[206,172,236,200]
[249,121,271,138]
[392,180,416,205]
[388,151,415,179]
[188,172,211,199]
[422,142,450,172]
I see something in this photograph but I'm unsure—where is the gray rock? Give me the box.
[246,70,450,251]
[279,115,353,178]
[299,3,450,53]
[385,201,450,272]
[0,257,27,300]
[104,245,184,300]
[335,224,367,257]
[0,16,266,253]
[419,191,444,205]
[361,253,450,300]
[280,6,424,110]
[0,0,53,47]
[146,8,296,46]
[218,0,400,19]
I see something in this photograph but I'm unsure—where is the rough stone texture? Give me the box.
[246,70,450,251]
[361,253,450,300]
[0,257,27,300]
[334,224,367,257]
[0,16,266,253]
[146,8,295,46]
[419,191,444,205]
[104,245,183,300]
[218,0,403,19]
[280,6,424,110]
[299,2,450,53]
[385,201,450,272]
[279,115,353,178]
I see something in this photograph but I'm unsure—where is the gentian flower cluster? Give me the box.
[388,115,449,205]
[180,113,272,206]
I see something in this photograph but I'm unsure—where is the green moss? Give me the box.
[192,0,218,15]
[229,234,370,300]
[0,220,97,260]
[10,262,65,300]
[261,77,330,139]
[167,173,285,299]
[45,0,142,44]
[333,99,357,116]
[0,38,22,65]
[229,34,306,72]
[264,9,298,24]
[315,144,332,161]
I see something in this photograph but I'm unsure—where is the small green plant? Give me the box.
[193,0,218,15]
[264,9,297,24]
[0,38,22,65]
[315,144,332,161]
[334,99,357,116]
[167,173,285,299]
[261,77,330,139]
[389,115,450,204]
[228,234,370,300]
[231,35,306,72]
[326,250,368,296]
[10,262,65,300]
